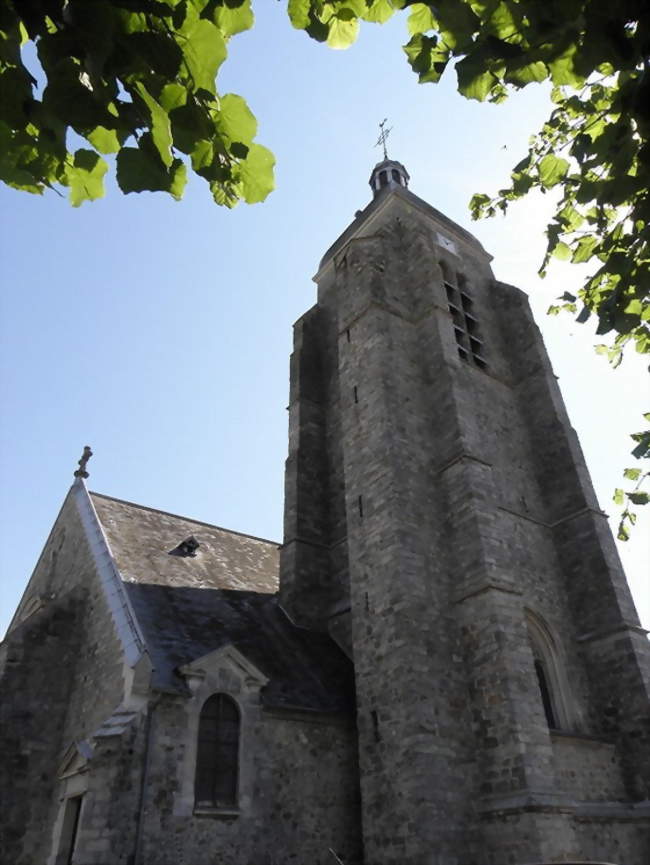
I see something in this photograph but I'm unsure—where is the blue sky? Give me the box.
[1,5,648,635]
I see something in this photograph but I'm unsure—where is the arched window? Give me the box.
[195,694,240,810]
[379,170,388,187]
[525,610,577,732]
[391,169,400,183]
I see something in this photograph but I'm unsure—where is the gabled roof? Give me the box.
[90,493,353,713]
[90,492,279,594]
[125,583,354,712]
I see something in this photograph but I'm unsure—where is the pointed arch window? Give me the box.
[526,611,579,732]
[194,694,240,810]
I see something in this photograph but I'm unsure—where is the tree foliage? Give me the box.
[0,0,273,206]
[286,0,650,533]
[2,0,648,526]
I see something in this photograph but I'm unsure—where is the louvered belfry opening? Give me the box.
[194,694,240,809]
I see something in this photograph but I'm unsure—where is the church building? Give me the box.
[2,161,649,865]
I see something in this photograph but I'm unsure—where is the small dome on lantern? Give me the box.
[369,159,410,198]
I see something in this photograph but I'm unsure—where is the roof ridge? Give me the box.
[88,491,280,547]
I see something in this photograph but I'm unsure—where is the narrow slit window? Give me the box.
[358,495,364,518]
[535,659,557,729]
[353,386,359,404]
[371,709,381,742]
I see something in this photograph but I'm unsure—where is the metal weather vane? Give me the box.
[375,118,392,160]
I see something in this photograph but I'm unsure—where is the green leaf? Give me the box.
[210,0,254,38]
[617,520,630,541]
[135,82,174,167]
[168,158,188,200]
[362,0,399,24]
[407,3,435,36]
[505,60,548,88]
[538,154,569,188]
[124,31,183,78]
[456,51,497,102]
[42,59,110,131]
[181,18,227,93]
[218,93,257,146]
[631,433,650,459]
[327,8,360,49]
[627,492,650,506]
[552,241,571,261]
[547,39,584,88]
[613,488,625,506]
[572,235,599,263]
[239,142,275,203]
[116,146,186,199]
[87,125,122,154]
[169,100,214,153]
[159,83,188,112]
[65,149,108,206]
[190,138,214,171]
[623,468,642,481]
[624,298,643,316]
[287,0,310,29]
[403,33,449,83]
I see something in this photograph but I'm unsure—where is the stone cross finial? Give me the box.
[74,446,93,479]
[375,118,392,160]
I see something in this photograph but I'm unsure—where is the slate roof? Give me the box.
[90,493,353,714]
[91,492,279,593]
[125,583,355,712]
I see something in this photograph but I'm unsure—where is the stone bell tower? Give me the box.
[280,159,650,865]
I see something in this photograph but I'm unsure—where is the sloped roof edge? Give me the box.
[89,491,279,547]
[3,487,76,638]
[73,480,147,666]
[315,184,492,278]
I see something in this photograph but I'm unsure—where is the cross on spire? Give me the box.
[74,445,93,479]
[375,118,392,160]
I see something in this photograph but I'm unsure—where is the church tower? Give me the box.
[280,160,650,864]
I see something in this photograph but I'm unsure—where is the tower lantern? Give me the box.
[368,158,410,196]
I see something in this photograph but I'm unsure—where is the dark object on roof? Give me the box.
[168,536,200,558]
[90,492,278,593]
[125,583,354,715]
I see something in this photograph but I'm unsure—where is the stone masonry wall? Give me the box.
[136,692,361,865]
[551,733,627,800]
[0,490,132,865]
[0,595,81,865]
